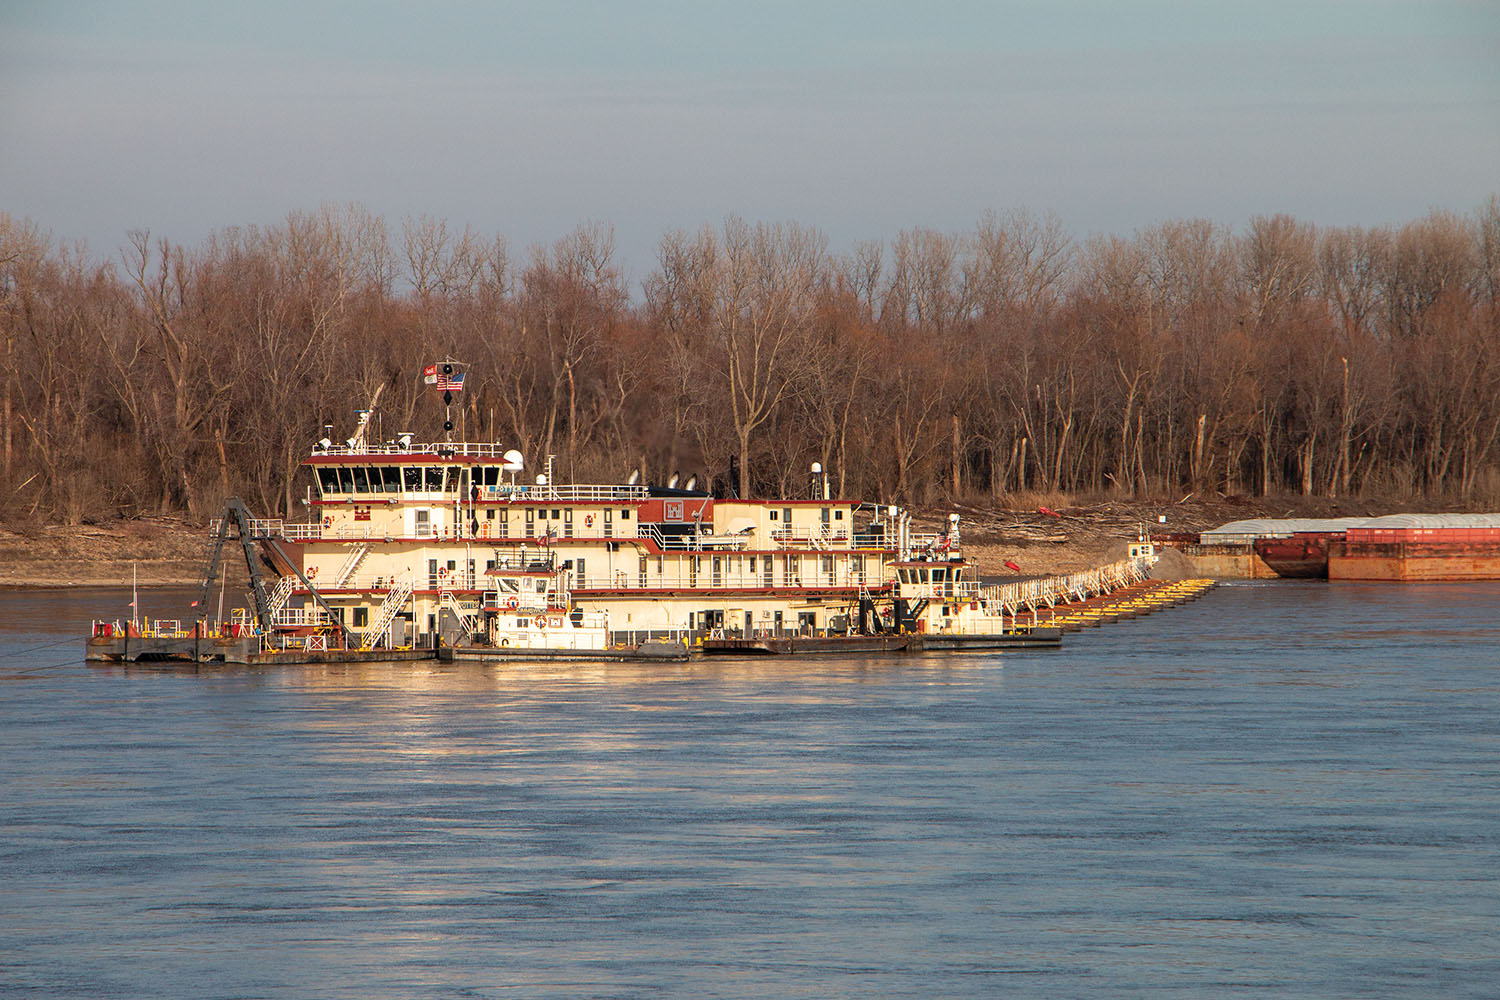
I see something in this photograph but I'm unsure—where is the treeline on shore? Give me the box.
[2,200,1499,525]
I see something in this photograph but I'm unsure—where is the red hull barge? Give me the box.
[1253,532,1339,579]
[1330,518,1500,581]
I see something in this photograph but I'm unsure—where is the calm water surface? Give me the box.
[1,583,1498,998]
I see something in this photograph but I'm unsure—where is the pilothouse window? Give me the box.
[317,469,338,495]
[424,467,443,492]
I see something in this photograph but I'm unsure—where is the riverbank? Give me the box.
[0,494,1421,588]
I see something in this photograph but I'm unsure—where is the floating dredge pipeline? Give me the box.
[1037,578,1217,632]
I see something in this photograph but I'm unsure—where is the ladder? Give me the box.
[361,577,414,650]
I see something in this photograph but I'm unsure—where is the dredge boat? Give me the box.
[91,391,1103,662]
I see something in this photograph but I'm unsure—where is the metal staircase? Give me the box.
[361,577,414,650]
[267,574,298,615]
[333,544,370,588]
[441,590,479,636]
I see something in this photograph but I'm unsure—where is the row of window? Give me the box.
[316,465,516,496]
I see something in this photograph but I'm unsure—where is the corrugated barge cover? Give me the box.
[1347,513,1500,543]
[1200,517,1372,543]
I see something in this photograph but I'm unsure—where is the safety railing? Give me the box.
[896,579,981,602]
[979,555,1154,615]
[572,566,888,593]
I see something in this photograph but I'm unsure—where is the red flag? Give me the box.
[422,364,439,384]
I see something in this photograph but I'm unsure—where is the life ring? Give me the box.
[533,615,546,629]
[307,566,318,579]
[322,516,332,529]
[438,566,449,579]
[504,597,518,610]
[585,514,594,528]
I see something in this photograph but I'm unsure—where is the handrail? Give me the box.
[979,556,1154,614]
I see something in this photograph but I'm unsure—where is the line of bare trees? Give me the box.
[3,199,1499,526]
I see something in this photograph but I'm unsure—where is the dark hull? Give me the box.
[701,630,1062,656]
[1254,534,1334,579]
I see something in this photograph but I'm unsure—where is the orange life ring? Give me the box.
[438,567,449,580]
[533,615,547,629]
[504,597,518,610]
[307,566,318,579]
[322,516,332,529]
[585,514,594,528]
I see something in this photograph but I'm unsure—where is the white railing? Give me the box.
[979,556,1154,615]
[573,566,887,593]
[272,606,333,628]
[633,523,751,551]
[314,441,516,458]
[897,579,981,602]
[770,527,852,549]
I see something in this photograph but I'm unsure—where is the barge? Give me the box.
[1329,514,1500,581]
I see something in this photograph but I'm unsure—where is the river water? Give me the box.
[2,582,1498,998]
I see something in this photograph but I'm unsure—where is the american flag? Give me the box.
[423,364,465,391]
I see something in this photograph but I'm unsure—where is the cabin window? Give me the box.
[416,509,431,537]
[353,607,369,628]
[769,510,778,520]
[821,555,834,580]
[352,467,370,493]
[835,510,844,520]
[564,509,574,538]
[603,508,613,539]
[821,508,830,524]
[551,509,561,520]
[782,508,792,526]
[336,468,354,493]
[381,467,400,492]
[620,509,631,520]
[484,466,500,487]
[403,466,421,491]
[575,558,586,582]
[317,468,338,495]
[424,467,443,491]
[748,556,756,574]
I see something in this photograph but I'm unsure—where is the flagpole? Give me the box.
[131,562,138,628]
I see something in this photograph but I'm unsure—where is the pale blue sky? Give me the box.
[3,1,1497,280]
